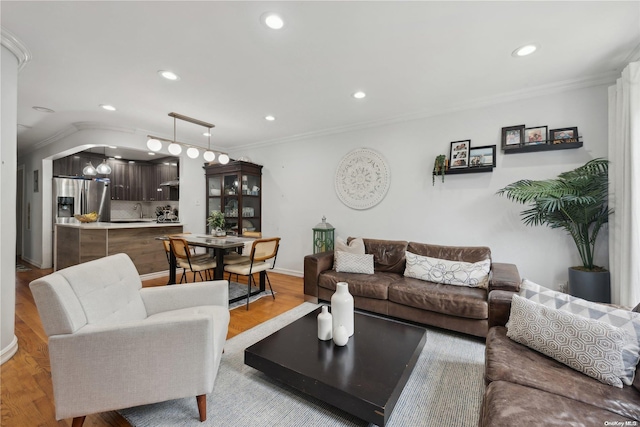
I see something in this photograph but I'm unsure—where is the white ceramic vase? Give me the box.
[317,306,333,341]
[333,325,349,346]
[331,282,354,337]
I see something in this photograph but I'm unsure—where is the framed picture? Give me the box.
[501,125,525,150]
[549,127,579,144]
[524,126,548,145]
[449,140,470,169]
[34,170,39,193]
[469,145,496,167]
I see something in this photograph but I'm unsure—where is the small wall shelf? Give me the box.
[433,166,494,176]
[503,140,583,154]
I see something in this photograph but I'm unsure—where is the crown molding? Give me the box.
[237,71,619,151]
[623,41,640,64]
[1,27,32,71]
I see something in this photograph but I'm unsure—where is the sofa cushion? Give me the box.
[485,327,640,420]
[407,242,491,263]
[404,251,490,288]
[335,251,374,274]
[388,277,488,320]
[507,295,626,387]
[359,238,408,274]
[480,380,638,427]
[520,279,640,386]
[318,270,400,300]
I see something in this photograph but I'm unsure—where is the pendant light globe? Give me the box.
[147,138,162,152]
[203,151,216,162]
[83,162,97,176]
[96,160,112,174]
[187,147,199,159]
[218,153,230,164]
[168,143,182,155]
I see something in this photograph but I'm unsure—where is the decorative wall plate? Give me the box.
[335,148,390,210]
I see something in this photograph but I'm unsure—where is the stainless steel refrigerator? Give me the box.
[53,176,111,223]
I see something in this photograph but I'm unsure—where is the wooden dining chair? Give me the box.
[169,237,217,283]
[223,237,280,310]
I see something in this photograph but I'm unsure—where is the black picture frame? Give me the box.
[524,126,548,145]
[501,125,525,150]
[549,127,579,145]
[449,140,470,169]
[469,145,496,167]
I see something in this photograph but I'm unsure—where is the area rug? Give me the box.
[227,281,274,310]
[119,302,485,427]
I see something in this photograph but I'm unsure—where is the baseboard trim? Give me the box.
[0,335,18,365]
[140,270,171,281]
[272,267,303,278]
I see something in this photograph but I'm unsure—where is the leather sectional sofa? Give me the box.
[303,238,520,338]
[479,290,640,425]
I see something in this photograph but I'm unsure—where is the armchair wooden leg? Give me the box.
[196,394,206,422]
[72,416,86,427]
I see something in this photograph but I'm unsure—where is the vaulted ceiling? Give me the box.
[3,1,639,158]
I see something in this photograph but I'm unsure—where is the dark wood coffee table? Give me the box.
[244,307,427,427]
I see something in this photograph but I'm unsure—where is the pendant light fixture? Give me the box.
[145,112,229,163]
[95,147,112,174]
[83,161,97,176]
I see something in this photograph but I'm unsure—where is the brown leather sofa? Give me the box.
[479,290,640,426]
[303,238,520,338]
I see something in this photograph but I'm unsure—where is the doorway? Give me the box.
[16,166,23,258]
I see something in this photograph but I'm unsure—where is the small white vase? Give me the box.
[317,306,333,341]
[333,325,349,346]
[331,282,354,337]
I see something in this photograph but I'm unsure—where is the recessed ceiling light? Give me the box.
[203,132,211,137]
[108,145,117,149]
[100,104,116,111]
[262,12,284,30]
[352,91,366,99]
[158,70,180,81]
[265,115,276,121]
[128,160,135,164]
[32,106,55,113]
[114,155,122,159]
[512,44,538,57]
[148,152,156,156]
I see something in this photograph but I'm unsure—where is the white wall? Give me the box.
[18,126,206,268]
[232,84,610,289]
[1,44,19,362]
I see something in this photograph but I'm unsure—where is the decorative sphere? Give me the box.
[333,325,349,346]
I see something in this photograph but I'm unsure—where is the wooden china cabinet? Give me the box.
[204,160,262,235]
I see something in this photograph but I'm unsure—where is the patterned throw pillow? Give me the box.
[518,279,640,386]
[335,251,374,274]
[507,295,626,388]
[403,251,490,288]
[334,237,365,269]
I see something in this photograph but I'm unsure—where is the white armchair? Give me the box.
[29,253,230,426]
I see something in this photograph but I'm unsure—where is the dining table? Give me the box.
[159,234,258,286]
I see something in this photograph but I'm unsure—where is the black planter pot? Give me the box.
[567,267,611,303]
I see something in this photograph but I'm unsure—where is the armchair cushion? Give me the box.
[141,280,229,316]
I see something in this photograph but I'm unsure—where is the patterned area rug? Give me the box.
[119,303,486,427]
[228,281,274,310]
[16,264,31,272]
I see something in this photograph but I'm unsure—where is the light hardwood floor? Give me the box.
[2,262,306,427]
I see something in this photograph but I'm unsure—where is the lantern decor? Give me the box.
[313,216,335,254]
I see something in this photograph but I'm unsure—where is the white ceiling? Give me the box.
[3,1,639,159]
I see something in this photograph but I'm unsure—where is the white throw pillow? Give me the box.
[519,279,640,386]
[507,295,626,388]
[403,251,490,288]
[334,237,366,270]
[334,251,374,274]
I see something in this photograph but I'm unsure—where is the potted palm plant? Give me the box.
[496,158,612,302]
[207,210,226,236]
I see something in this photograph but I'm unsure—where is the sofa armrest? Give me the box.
[304,251,334,298]
[489,262,521,293]
[488,290,516,328]
[140,280,229,316]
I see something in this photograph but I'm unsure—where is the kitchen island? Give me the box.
[55,222,183,274]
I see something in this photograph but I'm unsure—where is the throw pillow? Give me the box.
[507,295,626,388]
[403,251,490,288]
[519,279,640,386]
[334,251,374,275]
[334,237,366,270]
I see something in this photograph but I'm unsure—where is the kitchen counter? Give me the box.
[56,221,183,229]
[54,222,183,273]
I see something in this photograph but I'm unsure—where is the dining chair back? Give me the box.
[169,237,217,283]
[223,237,280,310]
